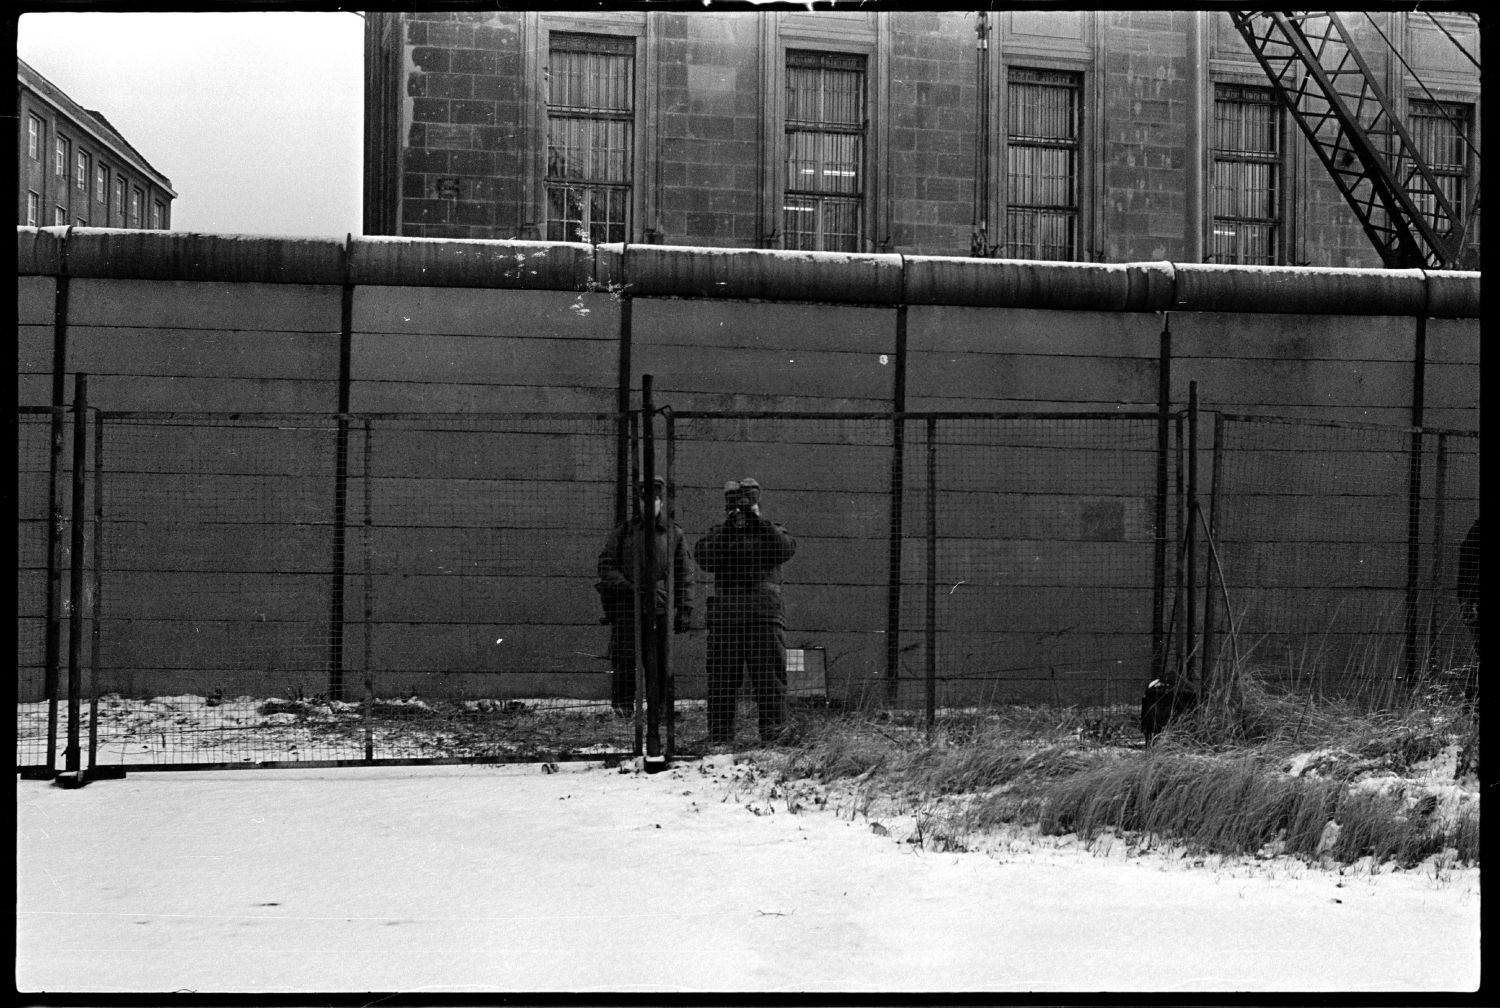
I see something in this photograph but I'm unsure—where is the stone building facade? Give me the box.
[17,57,175,231]
[362,10,1480,268]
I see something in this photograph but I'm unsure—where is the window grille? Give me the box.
[1004,68,1081,261]
[1408,99,1473,239]
[783,50,866,252]
[1211,83,1280,265]
[546,32,634,244]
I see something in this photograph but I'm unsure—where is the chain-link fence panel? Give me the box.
[668,413,895,745]
[900,414,1168,712]
[16,407,68,772]
[82,411,650,771]
[1208,416,1480,703]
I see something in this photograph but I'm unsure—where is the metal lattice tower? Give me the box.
[1231,11,1470,269]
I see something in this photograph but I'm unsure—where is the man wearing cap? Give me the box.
[596,476,694,717]
[693,477,798,744]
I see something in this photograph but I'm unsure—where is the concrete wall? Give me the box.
[16,227,1480,705]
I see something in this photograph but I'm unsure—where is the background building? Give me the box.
[363,10,1480,268]
[17,57,176,231]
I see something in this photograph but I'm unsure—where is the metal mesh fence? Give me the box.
[76,411,646,770]
[16,408,67,771]
[1209,416,1481,701]
[668,414,894,746]
[899,414,1167,711]
[18,403,1475,773]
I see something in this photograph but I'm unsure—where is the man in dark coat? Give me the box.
[1457,517,1480,706]
[693,478,797,744]
[596,477,694,717]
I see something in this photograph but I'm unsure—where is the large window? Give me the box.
[26,191,40,226]
[76,151,89,192]
[95,164,108,204]
[1003,68,1081,261]
[151,200,165,229]
[130,186,143,228]
[54,205,67,227]
[1408,98,1474,240]
[28,115,42,160]
[1211,83,1280,265]
[783,50,866,252]
[55,136,69,181]
[545,32,633,244]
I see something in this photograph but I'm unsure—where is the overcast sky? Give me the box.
[16,10,365,239]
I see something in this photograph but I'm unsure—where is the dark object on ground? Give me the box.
[1140,678,1198,745]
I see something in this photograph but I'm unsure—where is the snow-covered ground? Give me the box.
[16,752,1480,993]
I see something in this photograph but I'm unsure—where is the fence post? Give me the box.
[1402,315,1428,697]
[362,419,375,763]
[64,373,89,775]
[925,417,938,737]
[1425,433,1448,678]
[664,409,677,759]
[628,410,644,758]
[1151,314,1172,680]
[1172,413,1186,678]
[640,375,666,772]
[87,408,103,775]
[1186,382,1200,684]
[1202,411,1226,700]
[884,308,909,704]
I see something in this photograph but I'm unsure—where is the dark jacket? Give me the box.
[693,512,797,626]
[596,513,694,624]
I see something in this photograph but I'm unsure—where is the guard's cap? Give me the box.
[723,477,761,504]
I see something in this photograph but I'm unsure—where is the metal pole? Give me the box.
[1186,382,1200,683]
[1202,411,1226,699]
[87,409,104,774]
[884,307,909,704]
[664,409,677,759]
[64,373,88,774]
[1401,314,1429,695]
[43,404,65,776]
[628,411,644,758]
[640,375,665,772]
[1173,413,1186,679]
[925,418,938,737]
[1425,433,1448,677]
[43,276,71,777]
[1151,315,1172,679]
[362,419,375,763]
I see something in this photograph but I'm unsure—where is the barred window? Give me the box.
[546,32,633,244]
[1408,99,1473,239]
[1211,84,1280,266]
[1004,68,1081,261]
[783,50,866,253]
